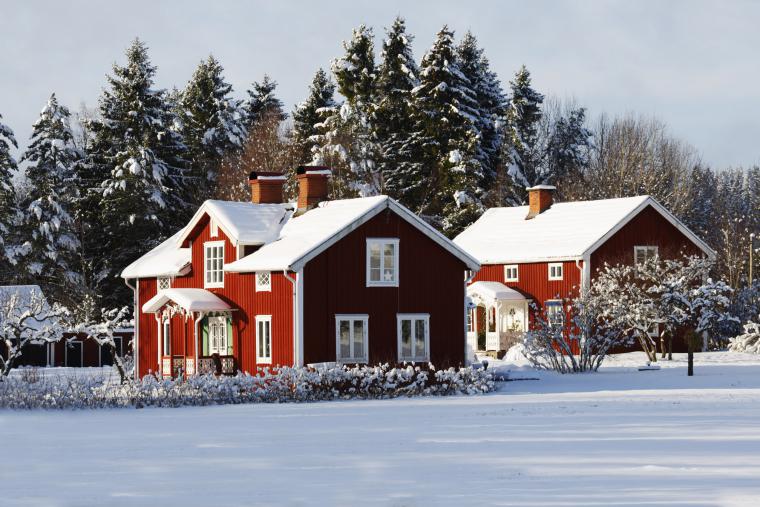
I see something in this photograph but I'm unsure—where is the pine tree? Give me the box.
[180,55,246,203]
[456,32,507,191]
[86,38,188,308]
[292,68,336,165]
[242,75,286,132]
[546,106,591,190]
[375,16,424,202]
[313,25,380,196]
[0,113,19,275]
[17,94,82,302]
[501,65,544,204]
[413,26,483,234]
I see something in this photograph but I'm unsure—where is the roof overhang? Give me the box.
[142,288,232,314]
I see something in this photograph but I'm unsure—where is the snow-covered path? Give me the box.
[2,352,760,507]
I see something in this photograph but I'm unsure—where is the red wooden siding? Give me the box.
[590,204,703,275]
[135,214,294,377]
[303,209,468,368]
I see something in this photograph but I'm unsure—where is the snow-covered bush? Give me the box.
[728,318,760,354]
[0,363,494,410]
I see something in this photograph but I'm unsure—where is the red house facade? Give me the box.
[454,186,715,355]
[121,168,480,379]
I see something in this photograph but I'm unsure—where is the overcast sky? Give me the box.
[1,0,758,169]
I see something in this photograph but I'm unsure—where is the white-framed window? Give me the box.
[157,277,171,291]
[504,264,519,282]
[210,218,219,238]
[545,300,564,330]
[548,262,563,281]
[204,241,225,288]
[366,238,399,287]
[256,315,272,363]
[397,314,430,362]
[208,316,228,355]
[335,314,369,363]
[634,246,659,265]
[162,319,171,356]
[255,271,271,292]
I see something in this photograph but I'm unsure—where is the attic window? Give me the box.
[548,263,563,281]
[634,246,659,265]
[255,272,271,292]
[366,238,399,287]
[157,277,171,291]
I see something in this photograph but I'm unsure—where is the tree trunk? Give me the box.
[667,336,673,361]
[660,335,666,359]
[108,343,129,384]
[688,350,694,376]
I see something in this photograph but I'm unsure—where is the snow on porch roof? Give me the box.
[142,288,232,314]
[467,281,527,302]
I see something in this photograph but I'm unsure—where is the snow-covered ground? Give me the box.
[2,352,760,507]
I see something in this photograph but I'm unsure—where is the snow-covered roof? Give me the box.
[142,288,232,313]
[176,200,292,247]
[0,285,56,331]
[454,195,715,264]
[226,195,480,273]
[467,281,526,302]
[121,230,192,279]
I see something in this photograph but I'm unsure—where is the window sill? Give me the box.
[366,282,399,288]
[204,283,225,289]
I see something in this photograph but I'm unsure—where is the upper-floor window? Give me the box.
[366,238,399,287]
[255,271,271,292]
[545,300,564,330]
[397,314,429,362]
[204,241,225,288]
[548,263,563,281]
[504,265,519,282]
[157,277,171,291]
[335,314,368,363]
[634,246,659,266]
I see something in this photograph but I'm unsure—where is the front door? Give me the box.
[208,316,228,355]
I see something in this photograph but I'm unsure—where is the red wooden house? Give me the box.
[121,167,480,379]
[453,185,715,355]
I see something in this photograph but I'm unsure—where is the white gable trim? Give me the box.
[286,198,480,272]
[175,202,238,248]
[581,196,715,260]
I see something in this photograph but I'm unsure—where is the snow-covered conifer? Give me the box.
[292,68,337,165]
[242,75,286,130]
[0,113,18,271]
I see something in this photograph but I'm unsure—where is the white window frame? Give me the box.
[545,300,565,330]
[204,240,225,288]
[162,319,171,356]
[157,277,171,291]
[504,264,519,282]
[397,313,430,363]
[255,271,271,292]
[335,314,369,363]
[256,315,272,363]
[366,238,400,287]
[548,262,564,281]
[208,316,228,355]
[210,218,219,238]
[634,245,659,265]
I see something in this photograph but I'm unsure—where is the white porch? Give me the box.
[466,281,529,354]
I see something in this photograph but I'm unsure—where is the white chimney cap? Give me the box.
[526,185,557,191]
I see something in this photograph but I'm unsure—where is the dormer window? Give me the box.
[204,241,225,288]
[366,238,399,287]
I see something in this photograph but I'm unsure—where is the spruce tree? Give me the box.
[180,55,245,203]
[0,113,18,276]
[18,94,82,302]
[242,75,286,130]
[456,32,507,190]
[413,26,483,234]
[502,65,544,204]
[86,38,188,308]
[375,16,424,203]
[292,68,336,165]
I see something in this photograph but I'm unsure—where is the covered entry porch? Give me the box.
[142,288,236,378]
[467,281,529,354]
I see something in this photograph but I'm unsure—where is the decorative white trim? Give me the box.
[396,313,431,363]
[210,218,219,238]
[504,264,519,282]
[335,314,369,363]
[162,319,171,356]
[157,277,171,291]
[255,271,271,292]
[366,238,400,287]
[208,315,228,355]
[548,262,564,281]
[204,240,225,288]
[255,315,272,363]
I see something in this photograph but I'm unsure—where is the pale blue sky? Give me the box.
[1,0,758,168]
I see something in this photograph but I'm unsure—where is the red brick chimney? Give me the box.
[249,171,286,204]
[296,166,331,212]
[526,185,556,219]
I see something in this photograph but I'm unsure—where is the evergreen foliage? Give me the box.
[0,112,18,272]
[242,75,286,131]
[292,68,336,165]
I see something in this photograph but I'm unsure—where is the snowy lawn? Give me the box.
[2,352,760,507]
